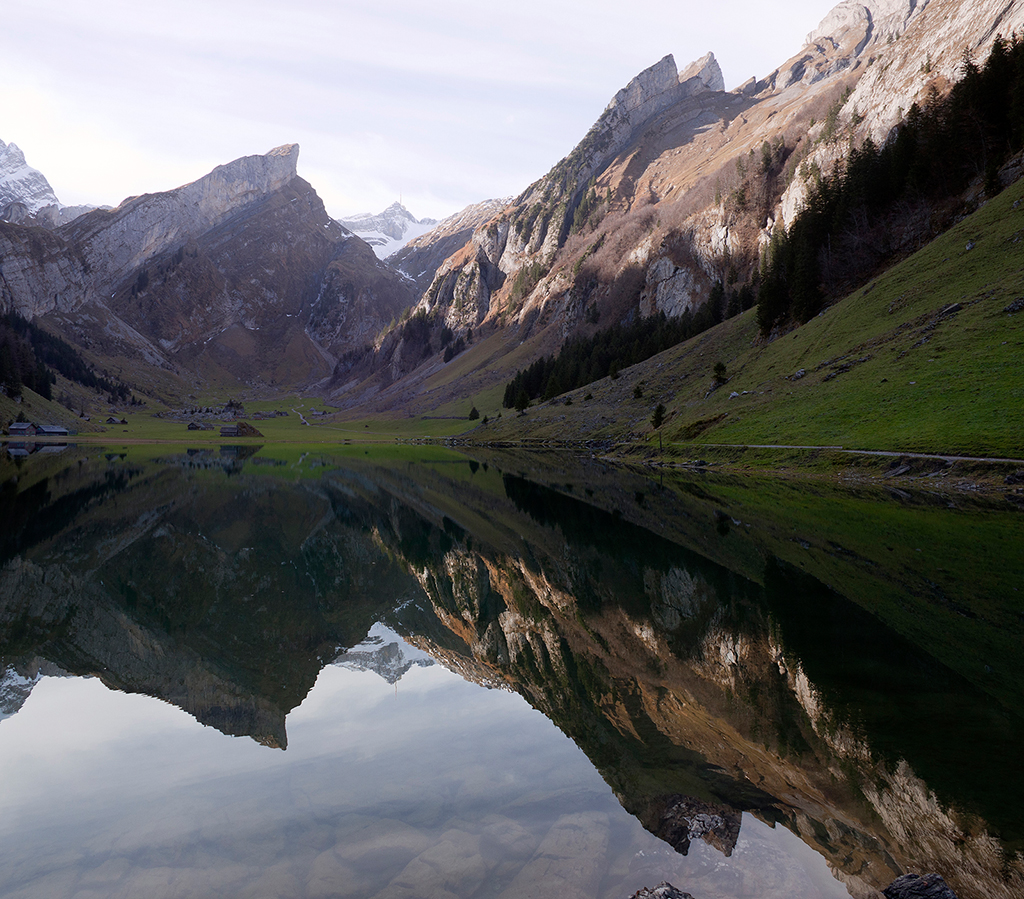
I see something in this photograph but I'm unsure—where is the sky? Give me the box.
[1,0,838,221]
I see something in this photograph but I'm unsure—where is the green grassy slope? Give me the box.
[478,176,1024,457]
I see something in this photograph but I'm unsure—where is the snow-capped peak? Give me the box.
[338,202,439,260]
[0,138,60,216]
[0,137,99,226]
[332,623,435,684]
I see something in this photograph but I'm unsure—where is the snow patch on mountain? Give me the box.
[339,202,439,260]
[0,665,42,723]
[332,622,435,684]
[0,138,99,226]
[0,139,60,214]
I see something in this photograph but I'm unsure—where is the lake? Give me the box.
[0,443,1021,899]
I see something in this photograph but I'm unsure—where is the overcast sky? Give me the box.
[2,0,838,221]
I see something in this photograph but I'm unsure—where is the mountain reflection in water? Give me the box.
[0,445,1021,899]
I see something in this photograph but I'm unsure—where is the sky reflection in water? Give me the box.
[0,627,846,899]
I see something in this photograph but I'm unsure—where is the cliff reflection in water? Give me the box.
[0,445,1021,899]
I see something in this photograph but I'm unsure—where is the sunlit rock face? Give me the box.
[65,144,302,291]
[382,469,1024,899]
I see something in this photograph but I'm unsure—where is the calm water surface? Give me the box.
[0,444,1021,899]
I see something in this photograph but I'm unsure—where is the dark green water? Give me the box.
[0,444,1021,899]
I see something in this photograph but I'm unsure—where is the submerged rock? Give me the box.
[884,872,959,899]
[629,883,695,899]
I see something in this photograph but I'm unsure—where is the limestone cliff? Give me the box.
[65,144,300,296]
[0,144,417,389]
[779,0,1024,227]
[339,0,1021,417]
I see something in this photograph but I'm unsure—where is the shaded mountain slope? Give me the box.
[1,145,417,393]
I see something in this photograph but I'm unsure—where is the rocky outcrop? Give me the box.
[884,873,960,899]
[1,143,417,388]
[629,884,695,899]
[65,143,301,296]
[642,795,743,857]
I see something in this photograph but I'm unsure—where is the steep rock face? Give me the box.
[405,52,727,337]
[770,0,929,92]
[87,175,415,385]
[65,144,301,299]
[390,198,509,294]
[850,0,1024,140]
[0,221,90,317]
[779,0,1024,224]
[503,51,724,262]
[1,144,417,388]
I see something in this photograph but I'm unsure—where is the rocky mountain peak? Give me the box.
[339,202,439,259]
[606,54,680,116]
[605,52,723,122]
[0,139,27,170]
[1,138,61,217]
[678,52,725,94]
[180,142,300,215]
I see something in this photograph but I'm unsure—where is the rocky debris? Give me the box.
[1004,470,1024,485]
[643,795,742,857]
[629,883,695,899]
[884,872,959,899]
[1003,298,1024,314]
